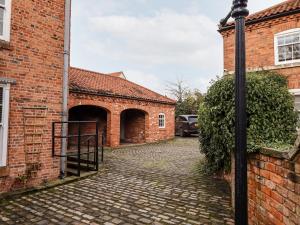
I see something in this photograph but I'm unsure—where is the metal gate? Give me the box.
[52,121,104,176]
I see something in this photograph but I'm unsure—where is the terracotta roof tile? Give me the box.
[247,0,300,21]
[69,67,176,104]
[222,0,300,29]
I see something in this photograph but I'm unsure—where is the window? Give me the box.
[290,89,300,110]
[275,29,300,65]
[158,113,165,128]
[0,0,11,41]
[188,116,198,123]
[0,84,10,167]
[294,95,300,111]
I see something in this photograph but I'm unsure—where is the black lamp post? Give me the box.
[220,1,249,225]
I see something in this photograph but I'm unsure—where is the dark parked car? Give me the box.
[175,115,199,137]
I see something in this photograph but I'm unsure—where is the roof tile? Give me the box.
[69,67,176,104]
[246,0,300,22]
[223,0,300,29]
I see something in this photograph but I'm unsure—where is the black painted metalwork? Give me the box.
[96,121,99,171]
[77,123,81,176]
[220,1,249,224]
[232,1,249,224]
[52,121,102,176]
[101,130,104,163]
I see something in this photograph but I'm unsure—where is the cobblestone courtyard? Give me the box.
[0,138,233,225]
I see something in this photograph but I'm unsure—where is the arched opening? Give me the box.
[68,105,110,147]
[120,109,148,144]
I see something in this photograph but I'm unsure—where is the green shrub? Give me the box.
[198,71,298,173]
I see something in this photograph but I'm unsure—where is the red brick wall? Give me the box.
[68,106,107,147]
[221,13,300,89]
[121,109,146,144]
[247,151,300,225]
[0,0,65,193]
[69,92,175,148]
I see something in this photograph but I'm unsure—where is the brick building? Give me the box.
[0,0,65,193]
[219,0,300,107]
[0,0,175,193]
[69,67,176,148]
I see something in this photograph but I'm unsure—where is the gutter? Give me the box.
[61,0,71,178]
[219,8,300,32]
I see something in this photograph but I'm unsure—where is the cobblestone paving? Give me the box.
[0,138,234,225]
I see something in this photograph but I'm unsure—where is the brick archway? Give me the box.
[120,108,149,144]
[68,105,111,146]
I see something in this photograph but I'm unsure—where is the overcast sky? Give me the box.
[71,0,284,96]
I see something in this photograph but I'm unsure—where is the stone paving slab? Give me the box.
[0,138,234,225]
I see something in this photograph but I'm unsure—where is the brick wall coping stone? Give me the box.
[249,130,300,161]
[257,145,300,184]
[259,147,299,161]
[0,77,16,84]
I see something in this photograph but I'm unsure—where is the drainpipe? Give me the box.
[61,0,71,178]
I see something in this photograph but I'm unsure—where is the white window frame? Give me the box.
[274,28,300,65]
[0,0,12,42]
[158,113,165,129]
[0,84,10,167]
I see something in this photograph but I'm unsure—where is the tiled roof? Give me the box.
[247,0,300,21]
[69,67,176,104]
[221,0,300,30]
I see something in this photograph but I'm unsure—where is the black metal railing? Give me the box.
[52,121,104,176]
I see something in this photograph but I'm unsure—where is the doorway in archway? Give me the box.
[120,109,147,144]
[69,105,109,147]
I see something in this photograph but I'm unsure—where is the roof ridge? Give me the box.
[70,66,107,76]
[108,71,123,74]
[118,73,176,103]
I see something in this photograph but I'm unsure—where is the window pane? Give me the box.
[278,36,284,45]
[0,87,3,123]
[295,95,300,102]
[293,44,300,59]
[188,116,198,123]
[278,46,286,62]
[293,43,300,52]
[293,34,300,43]
[295,95,300,111]
[294,51,300,60]
[159,114,165,127]
[285,34,294,44]
[0,8,4,36]
[286,45,293,60]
